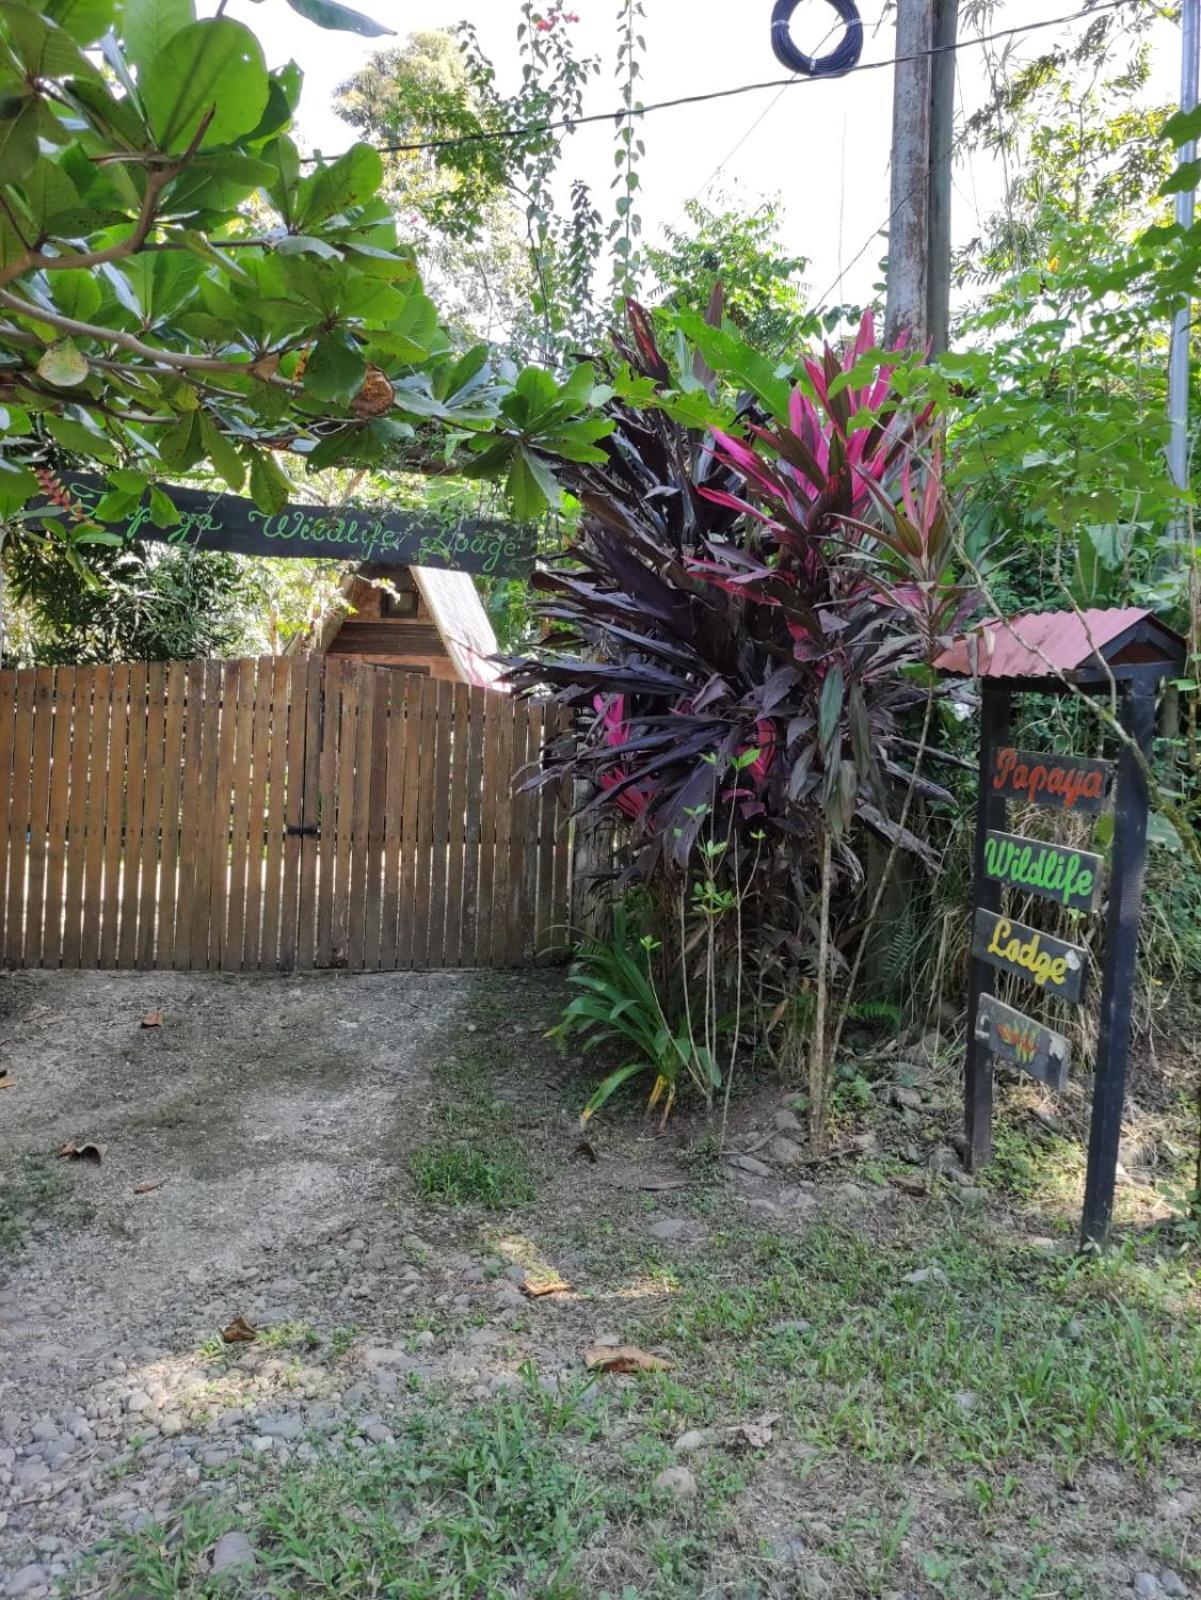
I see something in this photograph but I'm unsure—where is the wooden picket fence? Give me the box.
[0,658,572,972]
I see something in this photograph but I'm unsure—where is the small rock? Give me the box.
[125,1390,153,1415]
[673,1429,716,1454]
[159,1414,183,1438]
[889,1086,924,1111]
[250,1436,274,1455]
[1161,1491,1196,1522]
[926,1147,964,1179]
[728,1155,771,1178]
[361,1421,394,1445]
[773,1109,802,1133]
[952,1389,977,1413]
[1032,1108,1067,1136]
[6,1564,48,1597]
[834,1182,866,1205]
[1159,1572,1188,1598]
[414,1331,435,1349]
[257,1414,302,1441]
[648,1219,693,1241]
[652,1465,697,1501]
[900,1267,948,1288]
[768,1319,811,1337]
[210,1530,257,1576]
[30,1419,58,1444]
[1133,1575,1162,1599]
[767,1136,804,1168]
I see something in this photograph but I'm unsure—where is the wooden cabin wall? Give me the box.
[326,571,459,681]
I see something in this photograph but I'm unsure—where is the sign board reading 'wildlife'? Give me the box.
[971,908,1088,1003]
[982,829,1104,912]
[990,747,1113,815]
[973,994,1070,1091]
[33,474,536,579]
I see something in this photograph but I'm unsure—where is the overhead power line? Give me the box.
[300,0,1144,166]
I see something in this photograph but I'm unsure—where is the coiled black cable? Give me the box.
[771,0,864,78]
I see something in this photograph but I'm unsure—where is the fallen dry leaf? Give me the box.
[584,1344,671,1375]
[221,1315,257,1344]
[728,1412,780,1451]
[141,1010,164,1029]
[56,1140,104,1165]
[133,1178,166,1196]
[0,1073,12,1089]
[521,1275,571,1299]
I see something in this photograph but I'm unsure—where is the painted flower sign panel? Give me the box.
[971,908,1088,1004]
[990,747,1113,815]
[34,476,536,579]
[982,830,1104,912]
[974,994,1070,1091]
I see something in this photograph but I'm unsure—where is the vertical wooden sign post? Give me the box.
[936,609,1186,1249]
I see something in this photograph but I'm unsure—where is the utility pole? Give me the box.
[884,0,958,354]
[1168,0,1200,525]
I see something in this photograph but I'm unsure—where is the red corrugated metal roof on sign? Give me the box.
[934,608,1159,679]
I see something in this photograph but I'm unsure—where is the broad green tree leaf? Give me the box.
[248,449,291,514]
[303,330,366,404]
[199,411,246,492]
[284,0,393,38]
[49,269,101,320]
[294,142,383,230]
[122,0,193,70]
[141,19,269,152]
[0,2,97,78]
[0,97,40,185]
[37,338,89,386]
[44,0,117,43]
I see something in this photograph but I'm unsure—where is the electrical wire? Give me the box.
[299,0,1144,165]
[771,0,863,78]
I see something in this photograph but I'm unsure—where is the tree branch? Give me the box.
[0,109,215,291]
[0,300,306,400]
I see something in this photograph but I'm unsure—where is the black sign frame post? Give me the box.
[1080,679,1156,1246]
[963,681,1010,1170]
[941,608,1186,1251]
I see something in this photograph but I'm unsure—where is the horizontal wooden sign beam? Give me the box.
[974,994,1070,1091]
[971,908,1088,1004]
[983,829,1104,912]
[32,473,536,579]
[990,747,1113,814]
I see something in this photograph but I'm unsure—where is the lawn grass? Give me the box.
[102,1388,607,1599]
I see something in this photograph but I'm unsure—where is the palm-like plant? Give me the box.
[511,301,974,1126]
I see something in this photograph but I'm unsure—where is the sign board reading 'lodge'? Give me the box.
[991,747,1113,814]
[974,994,1070,1091]
[983,829,1103,912]
[36,475,537,580]
[971,908,1088,1003]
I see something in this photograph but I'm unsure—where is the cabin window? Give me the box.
[381,587,419,619]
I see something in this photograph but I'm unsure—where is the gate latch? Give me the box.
[285,824,319,838]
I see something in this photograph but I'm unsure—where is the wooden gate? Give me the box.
[0,659,571,972]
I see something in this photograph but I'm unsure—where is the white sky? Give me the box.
[214,0,1181,308]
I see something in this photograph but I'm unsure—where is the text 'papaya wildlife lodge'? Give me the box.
[34,475,537,580]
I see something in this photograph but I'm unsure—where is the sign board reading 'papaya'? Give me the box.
[35,474,536,579]
[983,830,1104,912]
[991,747,1113,814]
[974,994,1071,1090]
[971,908,1088,1003]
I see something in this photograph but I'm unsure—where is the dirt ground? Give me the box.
[0,967,1199,1600]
